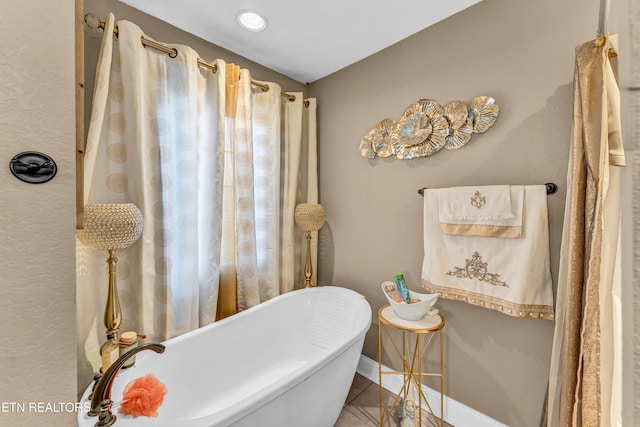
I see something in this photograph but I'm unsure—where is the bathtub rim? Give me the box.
[166,285,370,346]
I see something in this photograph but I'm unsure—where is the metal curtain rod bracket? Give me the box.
[83,12,302,103]
[417,182,558,196]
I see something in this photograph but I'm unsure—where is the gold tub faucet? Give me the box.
[88,343,166,426]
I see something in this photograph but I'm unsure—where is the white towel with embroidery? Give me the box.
[422,185,554,320]
[438,185,524,238]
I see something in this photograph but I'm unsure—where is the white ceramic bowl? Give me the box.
[381,281,439,321]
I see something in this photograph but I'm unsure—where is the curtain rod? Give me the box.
[417,182,558,196]
[84,13,308,106]
[597,0,611,37]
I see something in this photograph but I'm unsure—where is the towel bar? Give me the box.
[417,182,558,196]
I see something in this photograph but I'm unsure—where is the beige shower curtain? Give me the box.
[77,15,227,385]
[78,13,318,386]
[547,33,625,427]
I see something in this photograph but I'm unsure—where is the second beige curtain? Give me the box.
[217,70,318,318]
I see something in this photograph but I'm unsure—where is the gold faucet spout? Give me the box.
[88,343,165,418]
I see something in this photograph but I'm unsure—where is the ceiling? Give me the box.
[120,0,482,84]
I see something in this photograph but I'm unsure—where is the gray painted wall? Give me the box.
[309,0,622,425]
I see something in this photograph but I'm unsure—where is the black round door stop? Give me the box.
[10,151,57,184]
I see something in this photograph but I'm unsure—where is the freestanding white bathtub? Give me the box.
[78,286,371,427]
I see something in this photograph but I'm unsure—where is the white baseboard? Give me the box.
[357,354,509,427]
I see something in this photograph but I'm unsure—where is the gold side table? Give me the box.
[378,305,445,427]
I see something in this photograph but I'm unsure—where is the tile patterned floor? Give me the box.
[335,374,453,427]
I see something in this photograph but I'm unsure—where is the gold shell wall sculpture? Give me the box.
[359,118,398,158]
[359,96,499,159]
[395,99,448,159]
[470,96,500,133]
[443,100,473,150]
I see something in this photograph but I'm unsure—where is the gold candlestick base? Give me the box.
[294,203,325,289]
[104,249,122,339]
[304,231,313,288]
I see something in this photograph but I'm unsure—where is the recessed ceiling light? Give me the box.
[237,10,268,32]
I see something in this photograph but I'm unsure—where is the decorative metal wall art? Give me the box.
[359,96,499,159]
